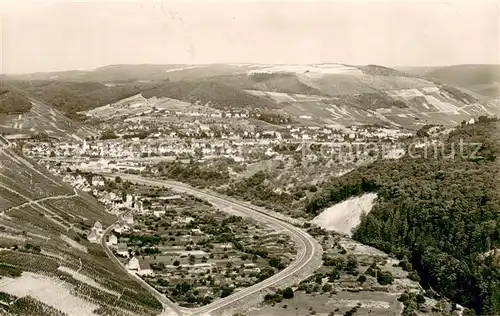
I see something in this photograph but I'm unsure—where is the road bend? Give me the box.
[99,173,323,316]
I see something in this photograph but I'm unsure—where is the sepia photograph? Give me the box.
[0,1,499,315]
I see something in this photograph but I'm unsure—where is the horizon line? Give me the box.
[2,62,499,76]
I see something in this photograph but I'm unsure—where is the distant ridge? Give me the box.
[397,64,500,97]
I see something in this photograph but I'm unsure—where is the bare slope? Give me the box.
[311,193,377,235]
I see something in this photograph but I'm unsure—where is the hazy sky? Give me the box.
[1,1,499,73]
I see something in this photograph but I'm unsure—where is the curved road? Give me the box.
[100,173,322,316]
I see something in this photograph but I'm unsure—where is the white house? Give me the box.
[87,229,100,244]
[117,243,129,257]
[127,257,140,271]
[113,223,123,234]
[153,210,166,218]
[191,228,203,235]
[93,221,103,234]
[107,234,118,247]
[137,261,154,276]
[123,214,134,225]
[125,194,134,207]
[91,176,105,187]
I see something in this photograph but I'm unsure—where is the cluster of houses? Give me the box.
[22,121,414,164]
[24,121,411,165]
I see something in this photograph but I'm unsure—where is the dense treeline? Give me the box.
[156,161,230,188]
[254,112,293,125]
[305,118,500,314]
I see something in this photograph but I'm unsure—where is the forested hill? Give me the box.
[305,117,500,314]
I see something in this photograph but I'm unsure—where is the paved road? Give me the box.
[99,173,322,316]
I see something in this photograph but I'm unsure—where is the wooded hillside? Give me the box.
[306,117,500,314]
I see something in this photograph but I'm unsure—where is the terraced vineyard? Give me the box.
[0,145,163,316]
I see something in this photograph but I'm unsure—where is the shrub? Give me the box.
[377,271,394,285]
[357,275,367,283]
[416,294,426,304]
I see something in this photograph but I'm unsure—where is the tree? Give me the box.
[220,286,234,298]
[173,260,180,266]
[346,255,358,274]
[100,130,118,140]
[408,271,420,282]
[283,287,294,299]
[268,257,285,270]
